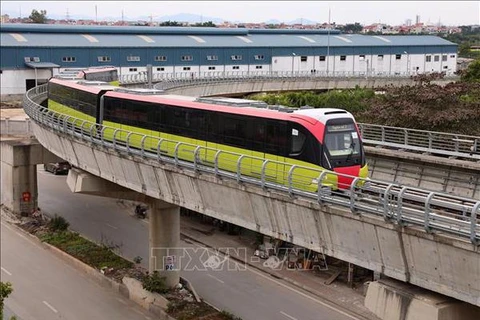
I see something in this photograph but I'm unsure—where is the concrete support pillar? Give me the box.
[148,199,180,288]
[1,139,62,215]
[365,279,480,320]
[0,161,37,215]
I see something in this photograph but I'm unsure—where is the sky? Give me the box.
[1,1,479,26]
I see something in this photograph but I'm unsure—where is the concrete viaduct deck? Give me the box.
[14,86,479,309]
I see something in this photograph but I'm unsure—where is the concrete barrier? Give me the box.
[365,279,480,320]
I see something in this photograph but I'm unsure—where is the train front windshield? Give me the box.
[323,121,363,168]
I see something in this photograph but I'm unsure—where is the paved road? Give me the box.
[36,166,359,320]
[0,221,155,320]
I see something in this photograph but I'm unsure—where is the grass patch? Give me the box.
[40,231,133,270]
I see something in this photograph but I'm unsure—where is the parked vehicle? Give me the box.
[43,161,71,175]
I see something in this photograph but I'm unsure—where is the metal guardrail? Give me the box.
[23,84,480,244]
[359,124,480,160]
[118,70,458,87]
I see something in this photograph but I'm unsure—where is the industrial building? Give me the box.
[0,23,458,96]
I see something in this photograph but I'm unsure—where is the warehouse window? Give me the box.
[442,55,447,61]
[181,55,193,61]
[155,56,167,61]
[62,56,76,62]
[231,55,243,61]
[301,56,307,62]
[183,67,191,71]
[206,55,218,61]
[340,55,346,61]
[98,56,111,62]
[426,55,432,62]
[434,55,440,62]
[254,55,264,60]
[24,57,40,62]
[208,66,216,70]
[395,54,401,60]
[359,55,365,60]
[129,68,137,72]
[157,67,165,71]
[255,66,262,69]
[127,56,140,62]
[232,66,240,70]
[450,54,456,58]
[377,54,384,60]
[319,56,326,61]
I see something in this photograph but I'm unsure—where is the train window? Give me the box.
[223,116,247,147]
[265,121,287,155]
[290,128,306,155]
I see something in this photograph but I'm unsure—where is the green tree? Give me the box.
[461,59,480,82]
[1,281,13,319]
[29,9,47,24]
[192,21,216,27]
[159,20,182,26]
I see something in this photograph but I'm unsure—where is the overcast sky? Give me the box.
[1,1,479,26]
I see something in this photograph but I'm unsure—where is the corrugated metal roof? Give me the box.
[0,24,456,48]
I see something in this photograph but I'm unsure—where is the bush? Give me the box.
[1,281,13,319]
[142,271,169,294]
[47,215,69,232]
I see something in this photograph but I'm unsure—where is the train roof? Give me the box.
[48,77,117,93]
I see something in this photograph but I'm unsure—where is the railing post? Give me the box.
[316,171,330,203]
[214,150,222,176]
[383,183,396,221]
[126,132,133,152]
[236,155,245,183]
[193,146,201,171]
[261,160,270,187]
[424,192,435,233]
[349,177,361,214]
[396,186,409,226]
[287,165,298,196]
[471,202,480,245]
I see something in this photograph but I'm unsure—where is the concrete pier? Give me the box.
[365,279,480,320]
[0,139,61,215]
[148,200,180,288]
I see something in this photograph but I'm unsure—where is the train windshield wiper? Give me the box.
[345,141,356,162]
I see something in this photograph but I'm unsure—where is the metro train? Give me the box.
[47,78,368,191]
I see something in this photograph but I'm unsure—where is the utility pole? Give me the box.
[326,8,331,75]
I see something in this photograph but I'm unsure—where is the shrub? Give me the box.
[47,215,69,232]
[142,271,169,294]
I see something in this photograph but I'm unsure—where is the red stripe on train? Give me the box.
[333,165,361,190]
